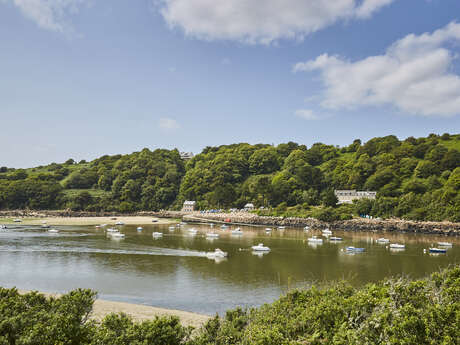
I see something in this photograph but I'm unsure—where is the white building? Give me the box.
[180,152,194,160]
[334,190,377,204]
[182,200,196,212]
[244,203,255,211]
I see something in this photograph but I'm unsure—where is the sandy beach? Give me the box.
[0,216,176,226]
[18,290,210,328]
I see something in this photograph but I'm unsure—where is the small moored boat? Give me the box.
[111,233,125,239]
[48,229,59,233]
[0,225,7,230]
[152,232,163,238]
[346,246,365,253]
[429,247,447,253]
[106,228,119,233]
[13,219,22,223]
[322,228,332,235]
[115,221,124,226]
[304,226,310,231]
[376,238,390,244]
[206,232,219,238]
[389,243,405,249]
[137,227,143,231]
[437,242,452,247]
[188,228,198,235]
[329,236,343,241]
[308,236,323,244]
[278,226,286,230]
[231,228,243,235]
[251,243,270,252]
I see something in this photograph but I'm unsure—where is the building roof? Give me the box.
[244,203,254,207]
[183,200,196,205]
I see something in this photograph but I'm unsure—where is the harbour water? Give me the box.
[0,223,459,315]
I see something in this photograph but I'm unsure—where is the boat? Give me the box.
[101,224,108,227]
[206,232,219,238]
[329,236,343,241]
[231,228,243,235]
[346,246,365,253]
[106,228,119,233]
[115,221,124,225]
[322,228,332,235]
[376,238,390,244]
[437,242,452,247]
[95,225,101,229]
[0,225,7,230]
[304,226,310,231]
[220,224,229,230]
[41,224,50,229]
[206,248,227,259]
[209,223,214,227]
[252,243,270,252]
[48,229,59,233]
[429,247,447,253]
[389,243,405,249]
[111,233,125,239]
[188,228,198,235]
[180,222,187,225]
[278,226,286,230]
[152,232,163,238]
[265,228,272,232]
[13,219,22,223]
[168,226,175,231]
[152,219,158,223]
[308,236,323,243]
[137,227,143,231]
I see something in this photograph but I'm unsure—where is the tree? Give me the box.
[322,189,338,207]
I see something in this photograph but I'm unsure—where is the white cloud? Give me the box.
[3,0,87,33]
[294,22,460,117]
[159,117,180,130]
[157,0,395,44]
[294,109,320,120]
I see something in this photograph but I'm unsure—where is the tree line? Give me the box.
[0,133,459,222]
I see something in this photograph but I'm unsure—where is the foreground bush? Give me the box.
[1,266,459,344]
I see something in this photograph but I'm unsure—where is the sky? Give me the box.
[1,0,460,167]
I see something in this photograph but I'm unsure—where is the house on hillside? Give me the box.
[244,203,255,211]
[180,152,194,160]
[182,200,196,212]
[334,190,377,204]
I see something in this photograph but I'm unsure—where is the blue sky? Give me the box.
[1,0,460,167]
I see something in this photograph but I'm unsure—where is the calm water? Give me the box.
[0,223,459,315]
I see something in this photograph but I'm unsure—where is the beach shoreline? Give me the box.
[17,289,210,328]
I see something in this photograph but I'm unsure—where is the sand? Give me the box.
[17,290,211,328]
[2,216,176,226]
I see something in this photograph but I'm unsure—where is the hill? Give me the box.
[0,133,459,222]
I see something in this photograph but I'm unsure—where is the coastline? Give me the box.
[17,289,210,328]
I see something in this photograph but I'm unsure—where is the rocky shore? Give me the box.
[1,210,459,236]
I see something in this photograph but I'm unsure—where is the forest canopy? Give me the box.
[0,133,459,222]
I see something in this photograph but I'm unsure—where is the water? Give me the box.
[0,223,459,315]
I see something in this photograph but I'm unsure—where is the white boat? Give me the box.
[322,228,332,235]
[220,225,229,229]
[13,219,22,223]
[111,233,125,239]
[41,224,50,229]
[251,243,270,252]
[0,225,7,230]
[376,238,390,244]
[188,228,198,235]
[265,228,272,232]
[48,229,59,233]
[137,227,143,231]
[231,228,243,235]
[209,223,214,227]
[346,246,365,253]
[206,248,227,258]
[278,226,286,230]
[168,226,175,230]
[389,243,405,249]
[438,242,452,247]
[304,226,310,231]
[115,221,124,225]
[329,236,343,241]
[152,219,158,223]
[106,228,119,233]
[180,222,187,225]
[152,232,163,238]
[308,236,323,244]
[206,232,219,238]
[429,247,447,253]
[100,224,108,227]
[95,225,101,229]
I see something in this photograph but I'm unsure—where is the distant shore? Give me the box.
[0,216,174,226]
[17,289,210,328]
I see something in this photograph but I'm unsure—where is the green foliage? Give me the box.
[0,134,459,221]
[1,266,459,345]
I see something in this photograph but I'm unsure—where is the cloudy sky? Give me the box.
[1,0,460,167]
